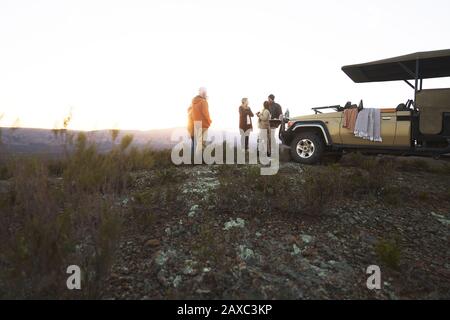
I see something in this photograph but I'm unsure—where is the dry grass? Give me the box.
[0,132,174,299]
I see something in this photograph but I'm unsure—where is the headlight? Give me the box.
[287,121,295,128]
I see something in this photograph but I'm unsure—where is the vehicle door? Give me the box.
[393,110,411,146]
[339,108,396,146]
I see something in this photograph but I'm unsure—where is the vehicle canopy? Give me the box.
[342,49,450,135]
[342,49,450,83]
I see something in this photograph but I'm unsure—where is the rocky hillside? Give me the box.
[0,144,449,299]
[103,155,450,299]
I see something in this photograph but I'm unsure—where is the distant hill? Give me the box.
[0,127,244,157]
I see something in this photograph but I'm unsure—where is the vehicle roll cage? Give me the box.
[399,59,422,110]
[311,105,343,114]
[312,101,363,114]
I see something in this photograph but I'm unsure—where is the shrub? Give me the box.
[380,185,403,206]
[341,156,395,197]
[0,163,11,180]
[399,158,430,172]
[430,163,450,175]
[46,158,67,177]
[300,166,343,216]
[63,133,136,194]
[0,151,122,299]
[214,165,339,216]
[375,238,401,270]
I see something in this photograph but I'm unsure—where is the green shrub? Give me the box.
[375,238,401,270]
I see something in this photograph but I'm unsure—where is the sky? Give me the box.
[1,0,450,131]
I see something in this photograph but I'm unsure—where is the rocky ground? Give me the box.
[102,155,450,300]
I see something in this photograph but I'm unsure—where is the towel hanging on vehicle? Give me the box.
[342,107,359,132]
[354,108,382,142]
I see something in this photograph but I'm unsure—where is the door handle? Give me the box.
[382,117,392,120]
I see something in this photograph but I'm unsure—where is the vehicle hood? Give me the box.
[290,111,342,122]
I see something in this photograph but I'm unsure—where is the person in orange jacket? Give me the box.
[191,87,212,160]
[187,105,194,159]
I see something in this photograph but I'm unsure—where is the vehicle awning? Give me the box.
[342,49,450,83]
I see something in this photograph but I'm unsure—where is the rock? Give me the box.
[195,289,211,294]
[188,204,200,217]
[223,218,246,230]
[173,275,182,288]
[326,232,339,241]
[437,218,450,226]
[311,265,327,278]
[182,260,197,275]
[431,212,450,226]
[154,249,176,266]
[238,245,254,261]
[145,239,160,248]
[430,211,443,218]
[301,234,313,244]
[291,244,301,256]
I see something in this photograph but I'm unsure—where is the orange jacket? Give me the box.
[187,106,194,137]
[191,96,212,129]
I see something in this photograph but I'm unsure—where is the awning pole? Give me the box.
[414,59,420,103]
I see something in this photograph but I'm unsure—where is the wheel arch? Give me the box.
[290,122,332,146]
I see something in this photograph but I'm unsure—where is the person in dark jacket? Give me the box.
[267,94,283,156]
[239,97,254,151]
[268,94,283,123]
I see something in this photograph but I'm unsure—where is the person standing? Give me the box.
[238,97,254,151]
[187,105,194,160]
[191,87,212,162]
[267,94,283,155]
[257,101,272,156]
[268,94,283,122]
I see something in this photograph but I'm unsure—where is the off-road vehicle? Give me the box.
[280,49,450,164]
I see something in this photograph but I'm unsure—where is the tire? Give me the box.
[290,132,325,164]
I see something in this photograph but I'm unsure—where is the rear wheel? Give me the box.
[290,132,324,164]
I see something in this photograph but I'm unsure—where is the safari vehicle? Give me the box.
[280,49,450,164]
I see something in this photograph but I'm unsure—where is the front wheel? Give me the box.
[290,132,324,164]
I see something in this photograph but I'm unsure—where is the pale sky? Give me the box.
[1,0,450,131]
